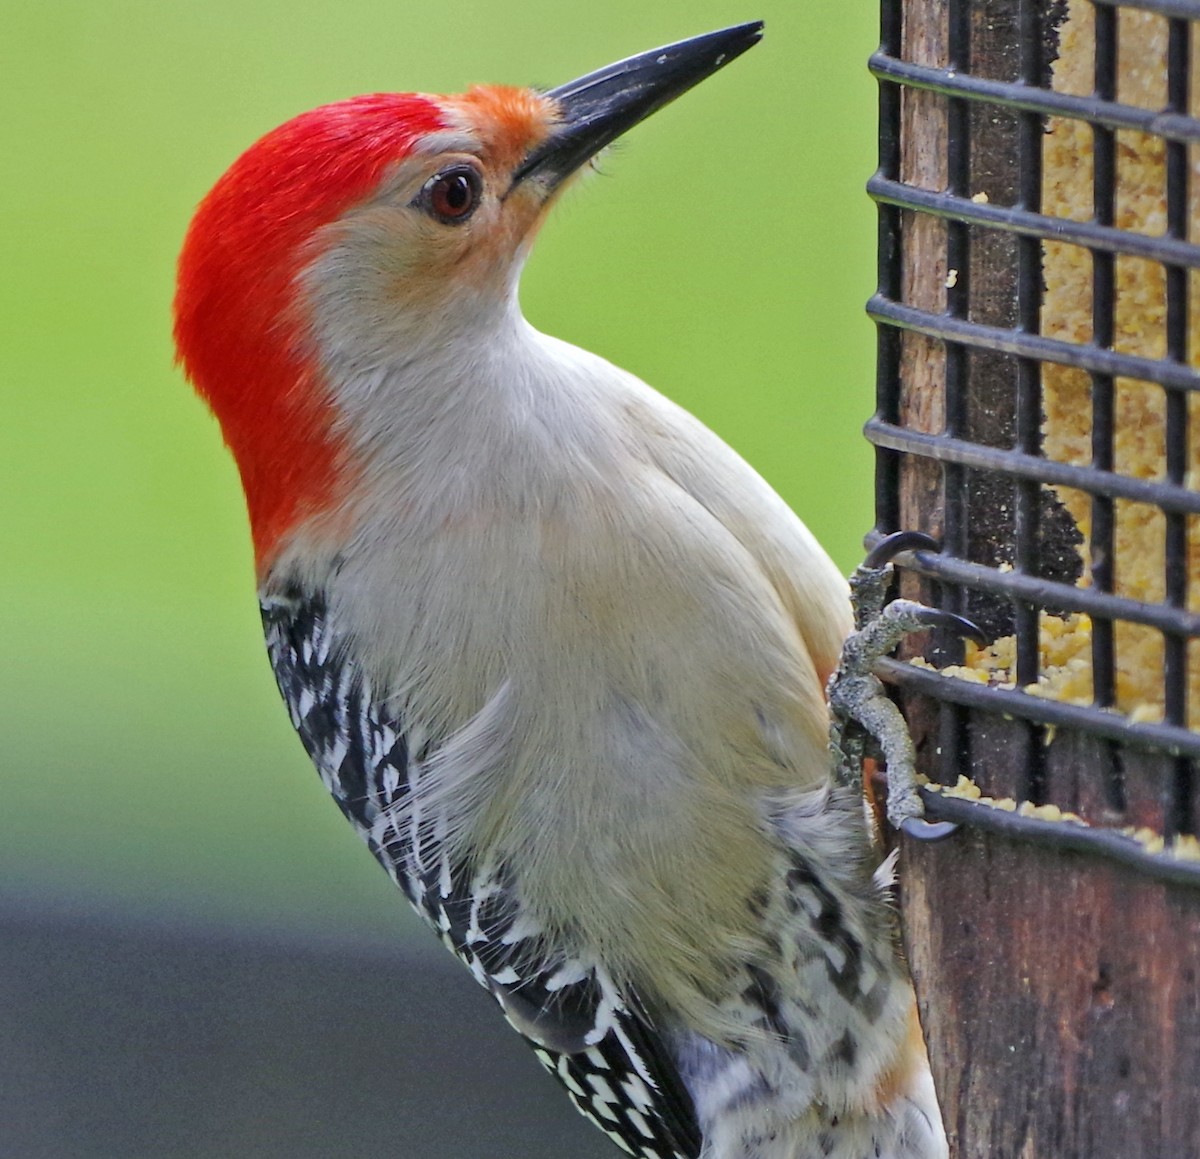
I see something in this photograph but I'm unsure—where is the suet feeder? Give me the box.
[870,0,1200,1154]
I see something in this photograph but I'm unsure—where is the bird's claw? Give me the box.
[829,534,982,831]
[903,605,988,647]
[862,530,939,571]
[900,816,960,842]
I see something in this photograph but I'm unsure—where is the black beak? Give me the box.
[511,22,763,193]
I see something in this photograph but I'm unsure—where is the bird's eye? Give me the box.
[420,167,483,224]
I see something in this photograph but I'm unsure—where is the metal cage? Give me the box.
[870,0,1200,1153]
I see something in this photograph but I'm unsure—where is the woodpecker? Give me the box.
[174,23,947,1159]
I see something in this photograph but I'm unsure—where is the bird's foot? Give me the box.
[828,532,984,832]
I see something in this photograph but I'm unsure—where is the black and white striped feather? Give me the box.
[261,583,702,1159]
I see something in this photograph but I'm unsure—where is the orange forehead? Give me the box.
[444,85,558,171]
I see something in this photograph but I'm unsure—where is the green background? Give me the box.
[2,0,877,945]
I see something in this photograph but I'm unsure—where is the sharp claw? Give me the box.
[952,614,989,648]
[910,606,988,647]
[900,817,961,841]
[840,533,988,834]
[863,530,939,570]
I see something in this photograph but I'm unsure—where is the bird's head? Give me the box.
[174,23,762,569]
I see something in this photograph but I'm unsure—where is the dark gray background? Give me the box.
[0,899,612,1158]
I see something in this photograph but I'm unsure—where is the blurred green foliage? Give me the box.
[1,0,878,941]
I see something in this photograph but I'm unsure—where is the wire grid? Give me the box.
[868,0,1200,882]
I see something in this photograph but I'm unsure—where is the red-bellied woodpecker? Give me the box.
[174,23,947,1159]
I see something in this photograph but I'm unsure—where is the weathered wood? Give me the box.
[894,0,952,812]
[904,832,1200,1157]
[898,0,949,557]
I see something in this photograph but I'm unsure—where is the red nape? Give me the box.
[173,93,447,572]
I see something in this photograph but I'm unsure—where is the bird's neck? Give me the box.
[283,298,628,564]
[321,298,537,478]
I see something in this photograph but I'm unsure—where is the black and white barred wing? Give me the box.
[438,858,702,1159]
[261,587,702,1159]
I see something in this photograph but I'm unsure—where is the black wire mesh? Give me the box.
[869,0,1200,884]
